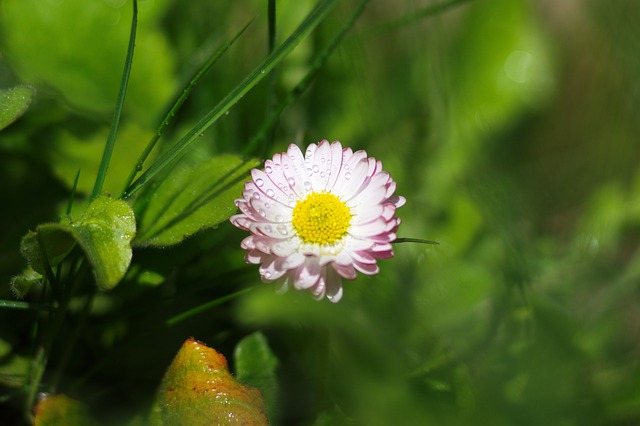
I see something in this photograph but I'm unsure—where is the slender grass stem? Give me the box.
[118,17,255,199]
[166,287,255,326]
[394,237,440,245]
[123,0,340,199]
[265,0,278,158]
[361,0,474,37]
[90,0,138,201]
[66,169,81,216]
[243,0,370,156]
[0,300,49,311]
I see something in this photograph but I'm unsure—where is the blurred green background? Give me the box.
[1,0,640,424]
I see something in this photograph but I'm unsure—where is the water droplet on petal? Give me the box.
[256,178,264,187]
[264,202,270,208]
[264,271,272,279]
[275,215,284,222]
[258,209,266,217]
[283,163,289,170]
[312,165,320,173]
[320,171,326,178]
[252,192,260,199]
[345,171,352,180]
[266,189,275,197]
[277,225,288,235]
[304,181,312,191]
[265,165,273,174]
[287,177,295,186]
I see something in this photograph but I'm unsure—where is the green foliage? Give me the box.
[234,331,279,421]
[1,0,639,425]
[134,155,259,247]
[0,0,176,126]
[0,85,34,131]
[155,338,268,426]
[33,395,94,426]
[21,196,135,291]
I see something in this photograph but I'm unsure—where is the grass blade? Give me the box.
[90,0,138,200]
[123,0,340,199]
[118,17,255,198]
[362,0,473,37]
[243,0,370,157]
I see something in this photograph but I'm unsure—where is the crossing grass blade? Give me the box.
[123,0,340,199]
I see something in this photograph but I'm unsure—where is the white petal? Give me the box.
[251,169,296,207]
[309,140,331,190]
[281,148,312,198]
[332,263,357,279]
[294,258,321,289]
[348,218,388,237]
[334,157,368,200]
[325,141,344,191]
[351,204,384,225]
[326,268,343,303]
[249,196,292,223]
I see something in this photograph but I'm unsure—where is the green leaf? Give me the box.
[20,229,76,277]
[0,0,176,126]
[70,195,136,290]
[134,155,259,247]
[10,266,43,298]
[234,332,279,421]
[33,394,94,426]
[51,124,157,197]
[156,337,268,426]
[0,85,34,131]
[21,196,136,291]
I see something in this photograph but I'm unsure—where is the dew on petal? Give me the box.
[277,225,289,235]
[230,139,404,303]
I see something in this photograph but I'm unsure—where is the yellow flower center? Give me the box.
[291,191,352,245]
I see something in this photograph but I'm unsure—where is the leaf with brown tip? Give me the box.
[157,337,269,425]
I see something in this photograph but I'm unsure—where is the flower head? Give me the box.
[230,140,405,302]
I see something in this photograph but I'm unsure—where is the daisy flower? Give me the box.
[230,140,405,302]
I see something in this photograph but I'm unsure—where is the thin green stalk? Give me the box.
[123,0,340,199]
[243,0,370,156]
[118,17,255,198]
[166,287,255,326]
[90,0,138,200]
[66,169,81,215]
[361,0,473,37]
[24,255,86,419]
[0,300,49,311]
[264,0,278,158]
[394,237,440,245]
